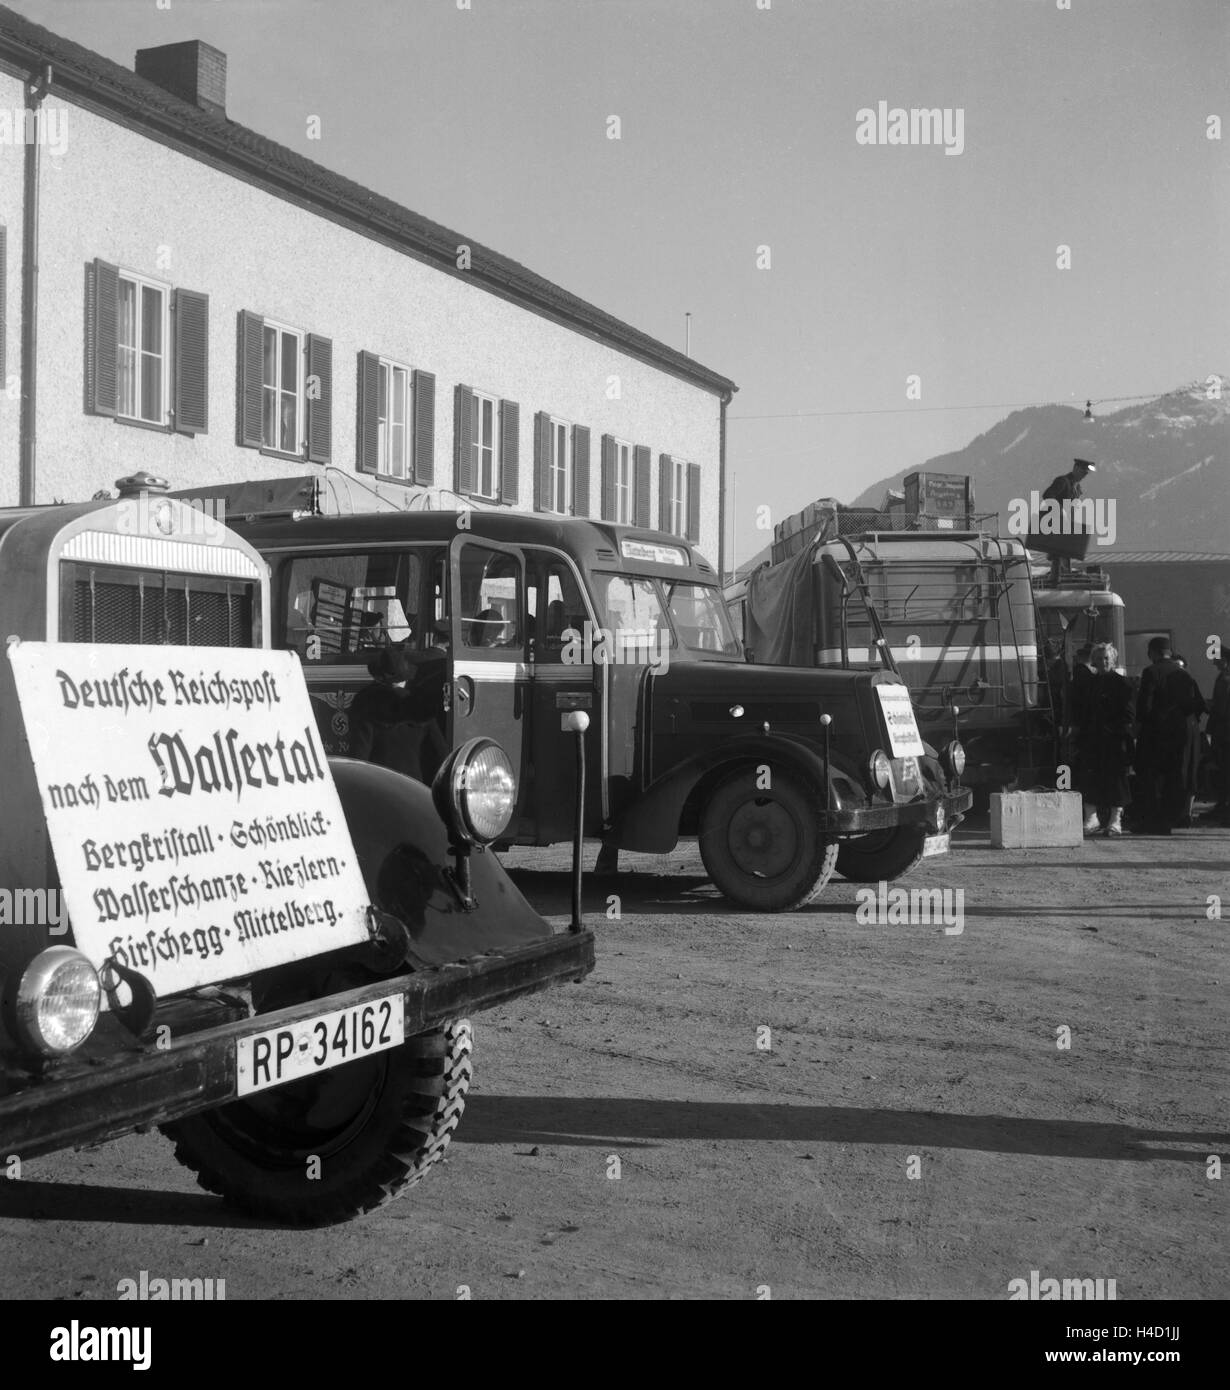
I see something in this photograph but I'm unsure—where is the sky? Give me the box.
[11,0,1229,566]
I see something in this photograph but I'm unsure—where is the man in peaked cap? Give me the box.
[1041,458,1096,582]
[1042,457,1096,504]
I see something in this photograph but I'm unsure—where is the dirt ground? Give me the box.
[0,817,1226,1301]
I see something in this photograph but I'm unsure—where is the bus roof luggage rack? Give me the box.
[168,474,321,521]
[771,502,1002,565]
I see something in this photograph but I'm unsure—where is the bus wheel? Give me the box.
[699,766,838,912]
[836,825,927,882]
[162,1018,473,1227]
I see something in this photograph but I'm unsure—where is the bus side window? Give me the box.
[458,545,522,652]
[284,551,419,663]
[526,554,587,662]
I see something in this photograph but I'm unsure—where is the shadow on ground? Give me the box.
[1,1100,1220,1229]
[0,1178,269,1229]
[460,1095,1228,1161]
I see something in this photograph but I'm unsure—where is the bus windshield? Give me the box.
[665,582,742,655]
[596,575,742,657]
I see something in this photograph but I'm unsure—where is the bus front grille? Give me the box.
[65,565,254,647]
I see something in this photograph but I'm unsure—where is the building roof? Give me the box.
[1100,551,1230,563]
[0,4,736,399]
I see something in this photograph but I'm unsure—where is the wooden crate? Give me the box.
[990,791,1084,848]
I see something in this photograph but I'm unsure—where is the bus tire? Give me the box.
[699,765,838,912]
[836,825,928,882]
[161,1018,473,1227]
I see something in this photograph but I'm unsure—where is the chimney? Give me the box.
[135,40,226,117]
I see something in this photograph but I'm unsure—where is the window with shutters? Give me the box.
[260,320,304,453]
[375,357,411,479]
[116,271,169,425]
[668,457,688,537]
[469,390,499,500]
[612,439,633,524]
[548,416,572,515]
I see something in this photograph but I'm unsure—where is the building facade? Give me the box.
[1101,552,1230,690]
[0,8,735,566]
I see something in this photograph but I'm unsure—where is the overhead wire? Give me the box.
[727,383,1214,422]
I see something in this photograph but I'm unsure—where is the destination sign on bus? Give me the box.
[620,539,688,566]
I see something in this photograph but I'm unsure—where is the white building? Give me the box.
[0,8,735,566]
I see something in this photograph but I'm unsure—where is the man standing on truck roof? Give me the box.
[1041,458,1096,584]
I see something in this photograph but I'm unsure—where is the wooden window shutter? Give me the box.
[88,259,120,417]
[659,454,673,533]
[454,385,475,495]
[633,445,651,527]
[600,435,616,521]
[237,309,264,446]
[412,369,435,485]
[499,399,519,503]
[0,226,6,384]
[572,425,591,517]
[686,462,701,543]
[172,288,209,434]
[306,333,332,463]
[533,411,551,511]
[356,351,380,474]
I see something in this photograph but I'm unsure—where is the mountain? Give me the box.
[847,380,1230,552]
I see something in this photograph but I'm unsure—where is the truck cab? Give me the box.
[229,507,972,912]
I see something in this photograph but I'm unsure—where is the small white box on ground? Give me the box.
[990,790,1084,848]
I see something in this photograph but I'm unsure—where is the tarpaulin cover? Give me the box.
[745,545,818,666]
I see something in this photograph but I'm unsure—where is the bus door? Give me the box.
[448,536,530,829]
[523,549,604,842]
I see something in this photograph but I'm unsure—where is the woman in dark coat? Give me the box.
[1074,642,1134,836]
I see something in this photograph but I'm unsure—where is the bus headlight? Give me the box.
[7,947,101,1057]
[942,741,966,778]
[432,737,517,845]
[870,750,892,789]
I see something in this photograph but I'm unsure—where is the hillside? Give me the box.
[847,381,1230,552]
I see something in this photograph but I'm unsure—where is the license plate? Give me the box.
[922,832,950,858]
[235,993,405,1097]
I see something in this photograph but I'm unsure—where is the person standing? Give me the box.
[1133,636,1206,834]
[1067,642,1095,751]
[1199,643,1230,825]
[350,643,447,784]
[1074,643,1134,835]
[1040,458,1096,583]
[1041,457,1096,506]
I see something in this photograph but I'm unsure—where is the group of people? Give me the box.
[1069,636,1230,836]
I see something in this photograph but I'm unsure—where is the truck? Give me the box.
[0,473,594,1225]
[728,528,1052,795]
[216,489,972,911]
[726,482,1127,796]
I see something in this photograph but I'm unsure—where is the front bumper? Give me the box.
[819,786,973,836]
[0,929,594,1161]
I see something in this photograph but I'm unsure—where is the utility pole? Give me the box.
[729,469,736,586]
[684,312,691,358]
